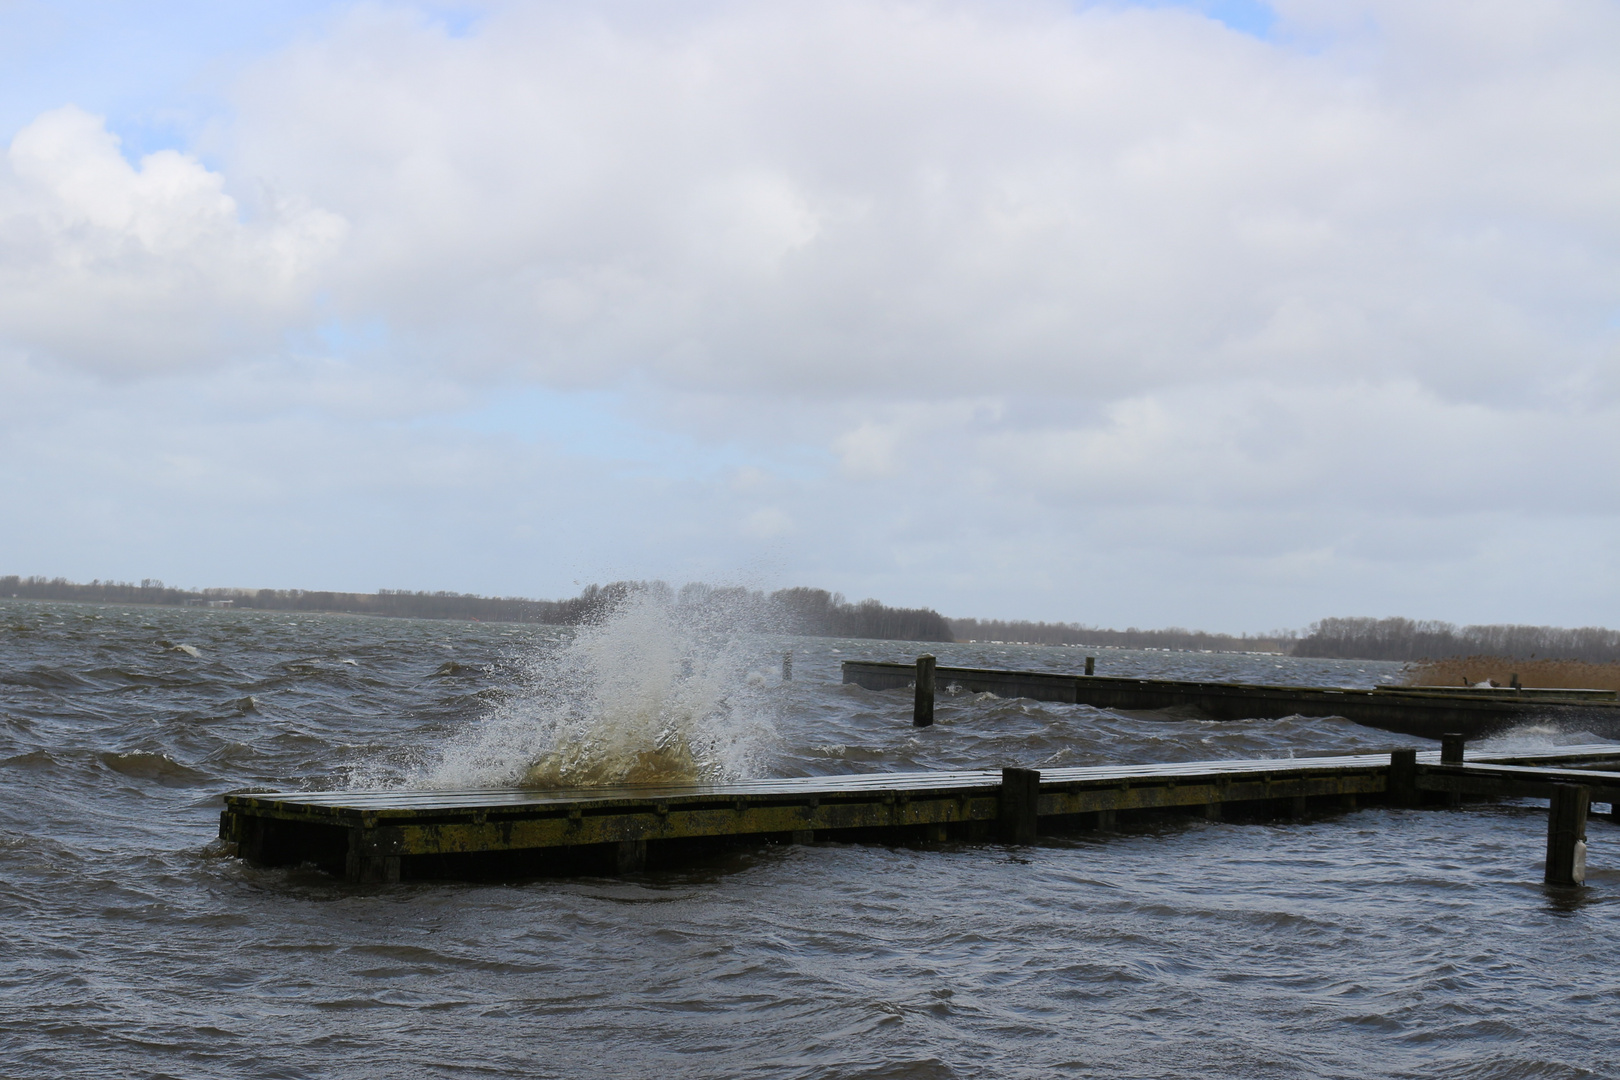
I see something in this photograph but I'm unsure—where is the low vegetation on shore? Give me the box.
[1401,655,1620,692]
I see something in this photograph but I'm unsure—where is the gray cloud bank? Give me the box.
[2,0,1618,630]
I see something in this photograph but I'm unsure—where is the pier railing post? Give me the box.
[1440,733,1466,764]
[1545,784,1589,886]
[782,651,793,681]
[1084,656,1095,676]
[999,767,1040,844]
[1389,748,1419,808]
[913,655,936,727]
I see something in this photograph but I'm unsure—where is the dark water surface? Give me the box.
[3,601,1618,1079]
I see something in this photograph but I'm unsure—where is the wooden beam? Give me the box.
[1545,785,1589,887]
[913,655,936,727]
[999,767,1040,844]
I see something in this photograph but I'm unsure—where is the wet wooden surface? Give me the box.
[222,744,1620,883]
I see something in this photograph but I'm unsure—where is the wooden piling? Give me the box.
[1085,656,1096,676]
[913,655,936,727]
[1545,784,1589,886]
[999,767,1040,844]
[344,826,400,884]
[782,651,793,681]
[616,839,647,874]
[1389,748,1419,807]
[1441,733,1466,764]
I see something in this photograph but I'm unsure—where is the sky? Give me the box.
[2,0,1618,632]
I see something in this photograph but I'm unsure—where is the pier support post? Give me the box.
[783,651,793,681]
[232,814,265,864]
[999,767,1040,844]
[615,839,647,874]
[913,655,936,727]
[1545,785,1589,887]
[1389,748,1419,808]
[1440,733,1466,805]
[344,828,400,884]
[1084,656,1095,676]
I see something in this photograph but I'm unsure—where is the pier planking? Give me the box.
[222,744,1620,883]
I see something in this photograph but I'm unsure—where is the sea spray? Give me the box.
[412,585,781,789]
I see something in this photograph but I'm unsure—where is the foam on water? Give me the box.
[412,587,780,789]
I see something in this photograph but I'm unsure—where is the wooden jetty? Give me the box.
[222,743,1620,883]
[842,659,1620,740]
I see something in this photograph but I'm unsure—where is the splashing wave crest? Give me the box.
[412,588,780,789]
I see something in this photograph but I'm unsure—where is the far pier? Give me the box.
[842,658,1620,740]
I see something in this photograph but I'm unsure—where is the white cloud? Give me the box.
[4,0,1620,627]
[743,507,795,539]
[0,105,345,373]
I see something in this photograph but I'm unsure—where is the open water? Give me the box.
[3,599,1618,1079]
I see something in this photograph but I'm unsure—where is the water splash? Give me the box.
[412,586,781,789]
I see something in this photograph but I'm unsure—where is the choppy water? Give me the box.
[3,599,1618,1079]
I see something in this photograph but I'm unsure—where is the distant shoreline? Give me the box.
[7,575,1618,665]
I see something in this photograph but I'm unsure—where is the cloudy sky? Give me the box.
[2,0,1617,631]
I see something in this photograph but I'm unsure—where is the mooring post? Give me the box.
[1439,734,1466,805]
[782,651,793,681]
[913,654,936,727]
[1389,748,1419,808]
[1545,784,1589,886]
[1084,656,1096,676]
[999,767,1040,844]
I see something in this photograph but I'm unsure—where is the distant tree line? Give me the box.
[0,575,953,643]
[8,575,1614,660]
[1292,616,1620,664]
[769,587,952,642]
[946,617,1293,654]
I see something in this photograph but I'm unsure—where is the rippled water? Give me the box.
[3,600,1618,1079]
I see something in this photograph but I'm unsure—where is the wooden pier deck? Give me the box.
[222,743,1620,883]
[841,660,1620,740]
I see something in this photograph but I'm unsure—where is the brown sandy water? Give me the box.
[3,599,1618,1079]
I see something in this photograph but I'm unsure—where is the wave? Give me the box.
[407,587,780,789]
